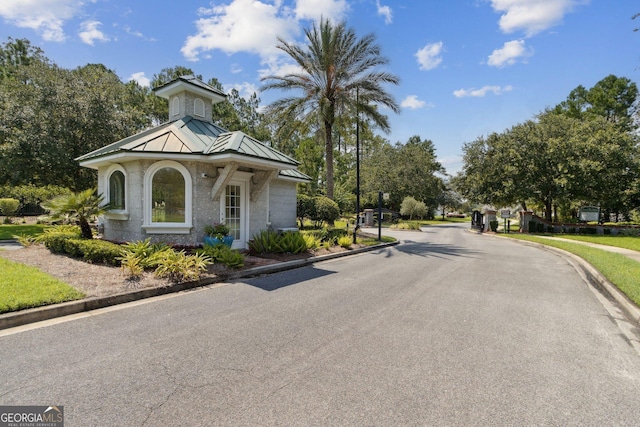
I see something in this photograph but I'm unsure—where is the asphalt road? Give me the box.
[1,223,640,426]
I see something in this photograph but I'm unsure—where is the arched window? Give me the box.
[143,160,192,234]
[194,98,205,117]
[104,164,128,220]
[171,96,180,117]
[109,170,125,210]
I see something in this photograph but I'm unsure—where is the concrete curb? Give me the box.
[0,240,399,330]
[496,235,640,326]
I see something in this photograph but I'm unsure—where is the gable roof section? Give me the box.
[77,116,299,170]
[206,131,298,165]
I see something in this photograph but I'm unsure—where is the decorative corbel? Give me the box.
[250,170,279,201]
[210,162,238,200]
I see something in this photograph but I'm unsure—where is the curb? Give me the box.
[0,240,399,330]
[496,235,640,326]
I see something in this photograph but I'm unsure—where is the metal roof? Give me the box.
[152,75,227,102]
[76,116,301,170]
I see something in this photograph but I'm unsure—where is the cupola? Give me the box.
[153,75,227,122]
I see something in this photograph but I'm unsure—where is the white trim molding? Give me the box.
[142,160,193,234]
[104,164,129,220]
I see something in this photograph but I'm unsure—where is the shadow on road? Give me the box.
[371,240,480,260]
[238,266,336,291]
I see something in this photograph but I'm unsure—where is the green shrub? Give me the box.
[313,196,340,226]
[119,252,145,278]
[120,239,172,268]
[249,230,308,254]
[297,194,316,227]
[489,220,499,232]
[337,235,353,248]
[391,221,421,230]
[0,198,20,222]
[154,250,211,282]
[249,229,280,253]
[75,239,124,265]
[39,231,82,253]
[302,233,320,250]
[276,231,307,254]
[197,244,244,268]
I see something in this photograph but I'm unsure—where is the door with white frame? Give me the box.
[221,178,249,250]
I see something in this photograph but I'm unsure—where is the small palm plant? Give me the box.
[43,188,110,239]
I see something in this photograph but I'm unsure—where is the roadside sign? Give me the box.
[500,209,511,218]
[579,206,600,222]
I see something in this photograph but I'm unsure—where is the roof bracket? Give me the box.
[210,162,238,200]
[250,170,279,202]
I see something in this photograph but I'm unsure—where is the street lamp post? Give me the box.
[353,87,360,244]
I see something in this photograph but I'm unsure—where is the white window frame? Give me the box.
[104,164,128,220]
[142,160,193,234]
[194,97,205,117]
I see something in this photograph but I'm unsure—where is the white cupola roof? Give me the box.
[153,75,227,122]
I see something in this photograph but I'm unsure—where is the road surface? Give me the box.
[1,223,639,426]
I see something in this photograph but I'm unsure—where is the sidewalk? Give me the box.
[535,235,640,263]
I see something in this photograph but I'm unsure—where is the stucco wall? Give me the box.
[268,179,298,230]
[98,160,300,247]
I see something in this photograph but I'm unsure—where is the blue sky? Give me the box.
[0,0,638,175]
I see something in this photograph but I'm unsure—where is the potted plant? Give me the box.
[204,223,233,247]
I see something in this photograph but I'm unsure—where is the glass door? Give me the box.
[222,180,247,249]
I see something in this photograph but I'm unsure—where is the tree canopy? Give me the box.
[261,18,400,200]
[455,74,640,222]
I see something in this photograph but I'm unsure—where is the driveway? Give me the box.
[1,223,639,426]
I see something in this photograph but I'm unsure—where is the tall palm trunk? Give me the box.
[324,120,334,200]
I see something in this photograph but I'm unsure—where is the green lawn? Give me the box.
[505,234,640,307]
[0,224,47,240]
[0,256,85,313]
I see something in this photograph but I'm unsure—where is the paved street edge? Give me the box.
[0,241,399,330]
[497,235,640,326]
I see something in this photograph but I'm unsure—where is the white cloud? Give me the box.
[490,0,587,37]
[128,72,150,87]
[376,0,392,24]
[226,82,260,99]
[181,0,299,62]
[295,0,349,21]
[79,20,109,45]
[230,63,243,74]
[401,95,430,110]
[415,41,444,71]
[487,39,533,67]
[453,85,513,98]
[0,0,85,42]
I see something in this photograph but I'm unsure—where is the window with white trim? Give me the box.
[143,160,192,234]
[104,164,128,220]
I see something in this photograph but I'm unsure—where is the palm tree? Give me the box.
[44,188,109,239]
[262,18,400,200]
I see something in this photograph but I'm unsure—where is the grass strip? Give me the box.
[506,234,640,306]
[0,257,85,313]
[0,224,47,240]
[537,234,640,252]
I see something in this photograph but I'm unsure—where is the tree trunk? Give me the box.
[324,120,334,200]
[544,198,553,222]
[79,217,93,239]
